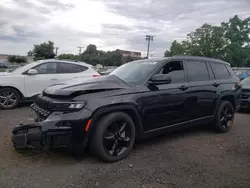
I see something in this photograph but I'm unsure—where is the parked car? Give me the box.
[239,76,250,109]
[0,62,8,68]
[12,56,241,162]
[0,59,100,109]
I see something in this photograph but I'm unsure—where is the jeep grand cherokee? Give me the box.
[12,56,241,162]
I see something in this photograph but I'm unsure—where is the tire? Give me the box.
[0,88,21,109]
[214,100,235,133]
[90,112,136,162]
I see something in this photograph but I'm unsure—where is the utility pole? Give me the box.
[145,35,154,58]
[77,46,84,55]
[55,47,59,57]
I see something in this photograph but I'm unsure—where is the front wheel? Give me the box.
[0,88,21,109]
[90,112,136,162]
[215,100,235,133]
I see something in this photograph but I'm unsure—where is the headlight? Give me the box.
[69,103,85,109]
[53,101,86,111]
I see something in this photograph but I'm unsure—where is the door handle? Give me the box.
[50,78,57,81]
[212,82,220,87]
[179,85,188,91]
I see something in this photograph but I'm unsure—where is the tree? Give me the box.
[58,53,77,60]
[164,15,250,67]
[79,44,123,66]
[7,55,27,64]
[31,41,55,60]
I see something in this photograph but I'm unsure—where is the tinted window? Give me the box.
[111,60,160,85]
[58,63,88,73]
[33,62,57,74]
[211,63,231,79]
[158,61,185,83]
[206,62,215,79]
[186,61,209,82]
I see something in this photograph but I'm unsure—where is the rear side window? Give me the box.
[185,61,209,82]
[57,63,88,74]
[210,63,231,79]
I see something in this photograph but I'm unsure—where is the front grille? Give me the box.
[32,96,55,120]
[35,96,55,111]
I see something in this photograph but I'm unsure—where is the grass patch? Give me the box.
[0,68,6,72]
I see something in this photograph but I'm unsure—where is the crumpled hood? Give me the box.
[44,75,131,96]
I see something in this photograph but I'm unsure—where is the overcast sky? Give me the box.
[0,0,249,57]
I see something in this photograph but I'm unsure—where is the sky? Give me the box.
[0,0,249,57]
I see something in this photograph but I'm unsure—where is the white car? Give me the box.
[0,59,100,109]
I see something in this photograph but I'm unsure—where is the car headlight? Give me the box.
[53,101,86,111]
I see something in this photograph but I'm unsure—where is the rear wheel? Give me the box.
[0,88,21,109]
[215,100,234,133]
[90,112,136,162]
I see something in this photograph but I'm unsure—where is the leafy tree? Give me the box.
[165,15,250,67]
[7,55,27,64]
[58,53,77,60]
[79,44,123,66]
[31,41,55,60]
[7,55,16,63]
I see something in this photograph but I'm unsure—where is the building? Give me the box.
[0,54,9,61]
[117,50,141,59]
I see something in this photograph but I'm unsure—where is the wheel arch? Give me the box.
[0,86,24,100]
[91,103,144,138]
[220,95,236,110]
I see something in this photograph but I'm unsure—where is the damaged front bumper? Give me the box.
[12,108,93,150]
[12,124,72,149]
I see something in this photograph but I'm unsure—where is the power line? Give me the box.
[145,35,154,59]
[77,46,84,55]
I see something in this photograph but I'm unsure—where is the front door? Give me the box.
[144,61,190,131]
[24,62,59,97]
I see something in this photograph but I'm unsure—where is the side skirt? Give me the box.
[143,116,214,138]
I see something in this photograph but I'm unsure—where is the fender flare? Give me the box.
[90,103,144,137]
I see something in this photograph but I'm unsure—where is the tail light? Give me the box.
[92,74,100,77]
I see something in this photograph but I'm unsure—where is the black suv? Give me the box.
[12,56,241,162]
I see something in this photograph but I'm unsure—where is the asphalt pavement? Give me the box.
[0,105,250,188]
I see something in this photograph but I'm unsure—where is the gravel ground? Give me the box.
[0,105,250,188]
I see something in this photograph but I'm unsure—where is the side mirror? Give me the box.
[149,74,171,85]
[27,69,38,75]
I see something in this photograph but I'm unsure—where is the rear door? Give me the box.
[210,62,239,109]
[55,62,95,82]
[184,60,217,120]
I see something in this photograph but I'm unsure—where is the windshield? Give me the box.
[241,77,250,86]
[110,60,160,85]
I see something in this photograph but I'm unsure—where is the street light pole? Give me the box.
[145,35,154,58]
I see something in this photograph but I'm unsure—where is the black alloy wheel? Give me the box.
[215,100,234,133]
[103,120,132,156]
[90,112,136,162]
[0,88,20,109]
